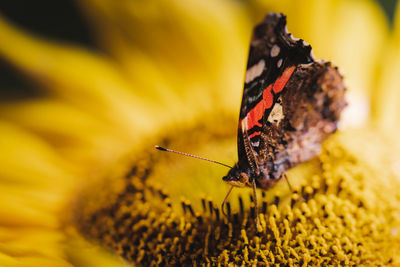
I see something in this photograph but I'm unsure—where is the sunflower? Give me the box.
[0,0,399,266]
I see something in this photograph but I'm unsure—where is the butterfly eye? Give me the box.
[239,173,249,184]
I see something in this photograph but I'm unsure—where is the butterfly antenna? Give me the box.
[221,185,234,217]
[155,146,232,169]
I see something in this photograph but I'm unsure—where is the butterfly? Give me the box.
[157,12,346,227]
[222,12,346,200]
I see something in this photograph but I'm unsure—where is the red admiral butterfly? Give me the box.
[156,13,346,227]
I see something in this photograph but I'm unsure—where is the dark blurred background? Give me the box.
[0,0,397,100]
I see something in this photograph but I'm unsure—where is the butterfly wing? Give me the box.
[237,13,346,181]
[238,13,314,162]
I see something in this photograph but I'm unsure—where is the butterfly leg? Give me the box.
[283,172,294,193]
[252,179,262,232]
[282,173,305,202]
[240,120,259,171]
[221,185,234,217]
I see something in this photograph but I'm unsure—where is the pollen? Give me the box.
[75,128,400,265]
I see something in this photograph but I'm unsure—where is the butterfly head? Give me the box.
[222,164,269,188]
[222,171,249,187]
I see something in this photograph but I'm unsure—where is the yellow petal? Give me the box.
[0,253,73,267]
[372,2,400,129]
[0,16,158,137]
[0,121,75,187]
[0,100,133,168]
[78,0,250,114]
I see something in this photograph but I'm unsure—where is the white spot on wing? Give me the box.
[246,90,263,103]
[289,34,300,41]
[245,59,265,83]
[277,59,283,68]
[268,102,284,124]
[270,45,280,57]
[310,48,315,59]
[252,140,260,147]
[284,26,289,34]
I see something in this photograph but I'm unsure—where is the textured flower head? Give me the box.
[0,0,399,266]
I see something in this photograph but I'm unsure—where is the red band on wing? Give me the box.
[243,66,295,134]
[263,84,274,109]
[245,84,273,131]
[249,131,260,139]
[272,66,296,93]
